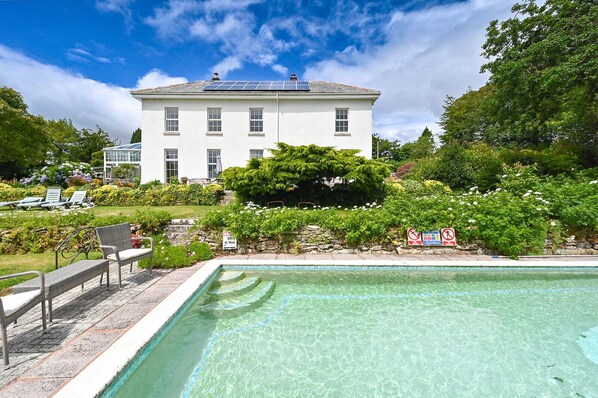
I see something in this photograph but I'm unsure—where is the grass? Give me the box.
[0,205,221,220]
[91,205,220,219]
[0,252,105,293]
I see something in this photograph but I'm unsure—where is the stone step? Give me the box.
[209,276,260,299]
[214,271,245,286]
[201,281,276,318]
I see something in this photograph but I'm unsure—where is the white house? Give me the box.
[131,73,380,183]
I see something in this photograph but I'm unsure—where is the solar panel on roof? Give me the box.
[203,80,310,91]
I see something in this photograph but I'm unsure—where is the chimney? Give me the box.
[290,73,297,81]
[212,72,220,81]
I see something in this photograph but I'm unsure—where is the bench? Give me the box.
[12,259,109,323]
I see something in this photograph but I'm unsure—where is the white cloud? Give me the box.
[135,69,188,89]
[272,64,288,76]
[304,0,516,142]
[145,0,290,78]
[95,0,135,30]
[65,47,113,64]
[0,45,185,143]
[212,56,242,77]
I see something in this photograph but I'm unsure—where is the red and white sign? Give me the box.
[407,228,422,246]
[441,228,457,246]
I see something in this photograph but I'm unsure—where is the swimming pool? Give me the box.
[101,265,598,397]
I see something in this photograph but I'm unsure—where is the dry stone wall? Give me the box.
[178,222,598,256]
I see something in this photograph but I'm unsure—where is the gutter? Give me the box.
[276,93,279,143]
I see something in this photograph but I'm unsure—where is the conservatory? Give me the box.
[103,143,141,182]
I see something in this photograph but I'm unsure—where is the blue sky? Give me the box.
[0,0,515,143]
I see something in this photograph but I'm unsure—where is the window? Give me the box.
[129,151,141,162]
[165,107,179,132]
[249,149,264,159]
[165,149,178,182]
[249,108,263,133]
[117,152,128,162]
[207,108,222,133]
[335,108,349,134]
[105,151,117,162]
[207,149,221,178]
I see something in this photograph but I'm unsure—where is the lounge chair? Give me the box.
[41,191,87,210]
[16,188,61,210]
[96,223,154,288]
[0,271,47,366]
[0,197,43,210]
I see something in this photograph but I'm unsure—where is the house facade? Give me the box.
[131,75,380,183]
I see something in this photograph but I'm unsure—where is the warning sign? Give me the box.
[407,228,422,246]
[422,230,442,246]
[441,228,457,246]
[222,231,237,250]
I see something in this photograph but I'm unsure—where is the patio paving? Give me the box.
[0,254,596,397]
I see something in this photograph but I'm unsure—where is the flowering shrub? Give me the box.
[22,162,93,188]
[138,235,213,269]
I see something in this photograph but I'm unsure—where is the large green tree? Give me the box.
[481,0,598,165]
[130,128,141,144]
[222,143,391,206]
[0,86,49,178]
[69,127,115,163]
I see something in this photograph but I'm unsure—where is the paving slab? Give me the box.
[0,377,67,398]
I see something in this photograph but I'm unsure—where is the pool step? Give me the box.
[209,276,261,299]
[201,281,276,318]
[212,271,245,287]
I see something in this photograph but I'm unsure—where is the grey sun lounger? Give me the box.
[16,188,61,210]
[41,191,87,209]
[0,197,43,209]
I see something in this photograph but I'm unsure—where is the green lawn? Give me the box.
[0,205,221,291]
[0,205,221,221]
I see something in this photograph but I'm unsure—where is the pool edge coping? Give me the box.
[54,257,598,398]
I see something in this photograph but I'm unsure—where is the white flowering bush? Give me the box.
[21,162,93,187]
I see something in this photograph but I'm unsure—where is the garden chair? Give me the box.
[0,271,47,366]
[41,191,87,210]
[95,223,154,288]
[16,188,61,210]
[0,197,43,210]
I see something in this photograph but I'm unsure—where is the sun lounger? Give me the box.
[41,191,87,209]
[16,188,61,210]
[0,197,43,209]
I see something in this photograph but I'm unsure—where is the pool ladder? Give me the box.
[200,271,275,318]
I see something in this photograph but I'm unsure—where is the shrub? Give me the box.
[222,143,390,206]
[22,162,93,188]
[138,237,213,269]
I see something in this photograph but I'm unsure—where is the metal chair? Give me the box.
[0,271,46,366]
[95,223,153,288]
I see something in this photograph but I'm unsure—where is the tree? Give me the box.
[46,118,80,164]
[130,128,141,144]
[222,143,391,206]
[69,127,115,163]
[372,134,405,163]
[439,85,494,145]
[0,86,49,178]
[481,0,598,165]
[401,127,436,160]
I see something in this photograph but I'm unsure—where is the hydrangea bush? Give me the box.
[21,162,94,187]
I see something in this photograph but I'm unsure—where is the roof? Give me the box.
[131,80,380,97]
[103,143,141,151]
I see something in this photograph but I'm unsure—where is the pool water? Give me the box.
[106,267,598,397]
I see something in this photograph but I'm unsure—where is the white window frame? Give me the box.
[335,108,349,135]
[249,108,263,135]
[165,149,179,182]
[207,108,222,134]
[165,107,179,133]
[249,149,264,159]
[207,149,221,178]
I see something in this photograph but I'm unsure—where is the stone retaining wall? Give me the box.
[182,224,598,256]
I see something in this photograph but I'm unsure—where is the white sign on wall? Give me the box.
[222,231,237,250]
